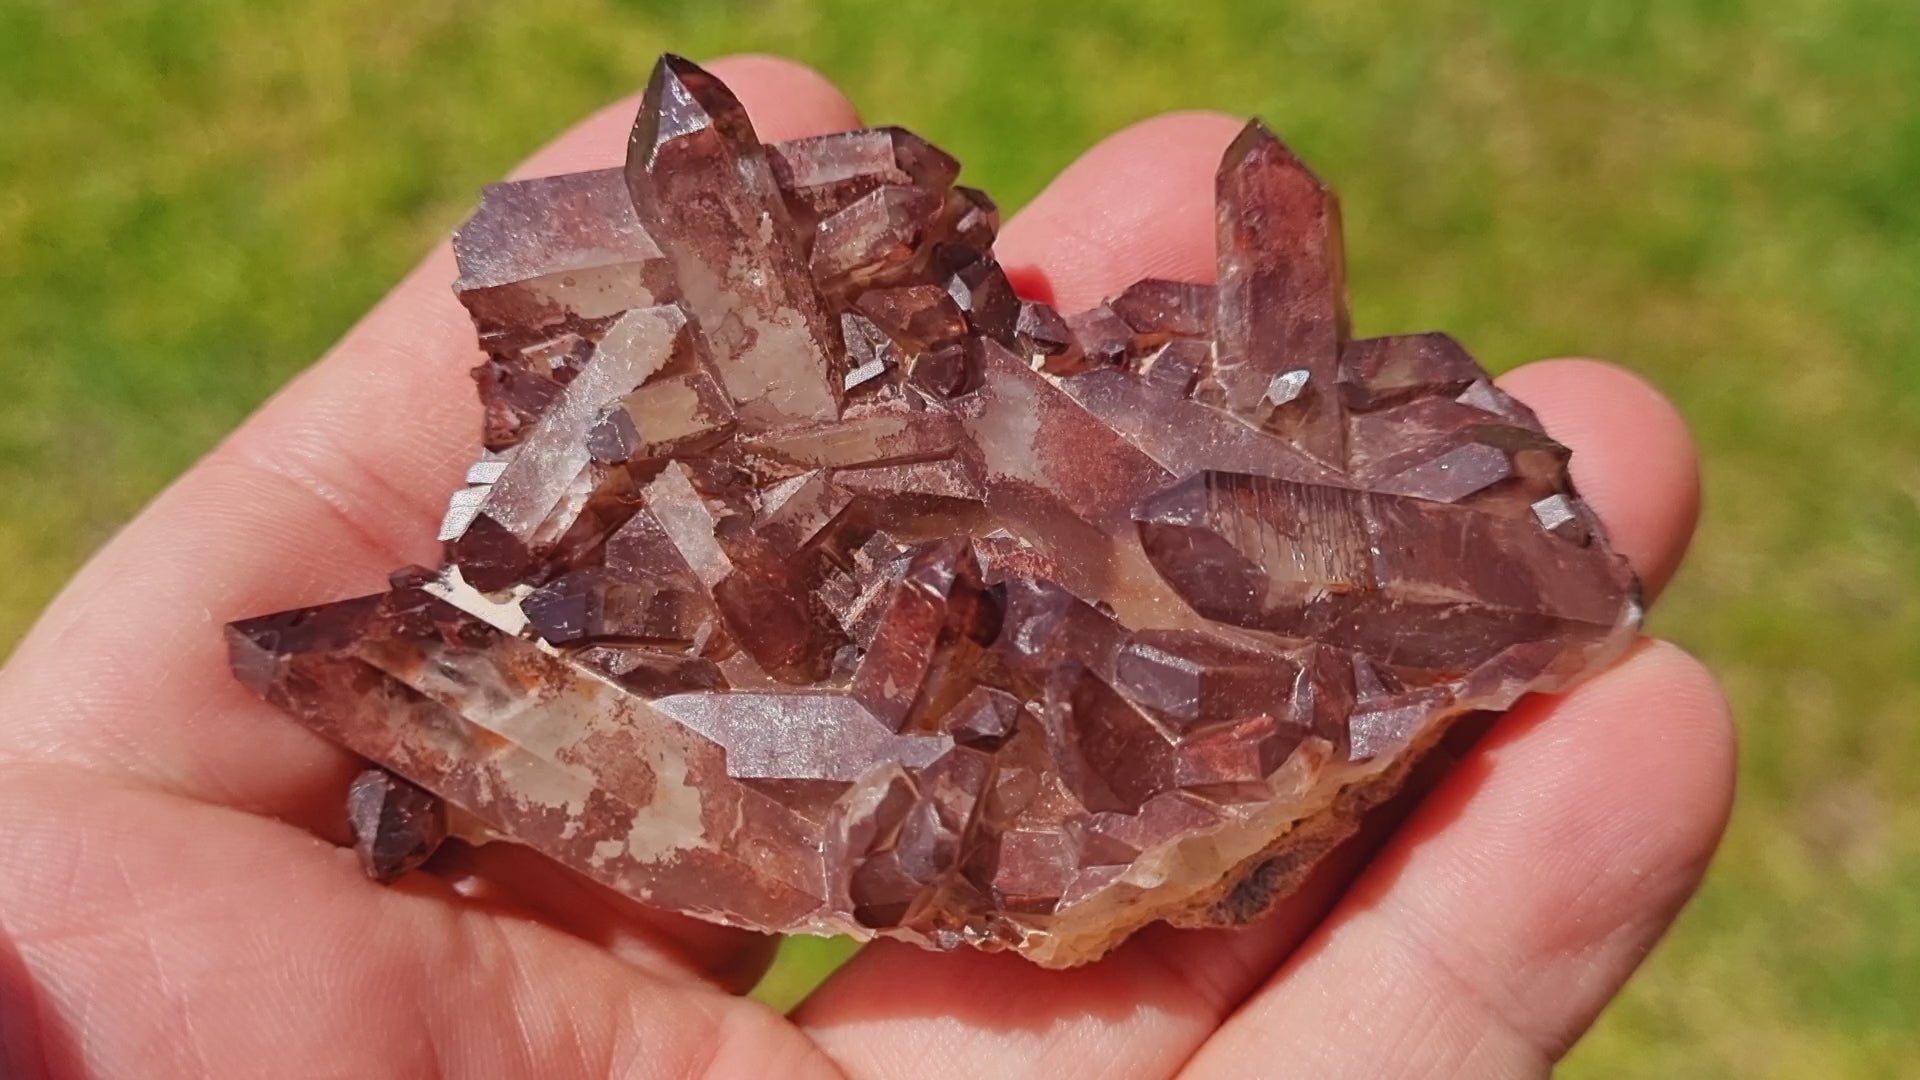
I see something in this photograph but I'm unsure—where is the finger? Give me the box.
[0,55,860,985]
[1498,359,1699,599]
[1181,642,1735,1077]
[795,721,1497,1080]
[796,848,1388,1080]
[0,767,837,1079]
[996,111,1244,310]
[797,113,1700,1079]
[429,841,778,995]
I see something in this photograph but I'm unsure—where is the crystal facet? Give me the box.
[347,767,449,882]
[229,55,1641,967]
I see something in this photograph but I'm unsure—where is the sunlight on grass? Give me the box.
[752,936,863,1014]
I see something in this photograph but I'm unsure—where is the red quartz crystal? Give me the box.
[228,55,1640,966]
[347,767,449,882]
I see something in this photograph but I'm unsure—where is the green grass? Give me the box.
[3,1,1916,1074]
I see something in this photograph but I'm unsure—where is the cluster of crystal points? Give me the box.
[228,55,1640,966]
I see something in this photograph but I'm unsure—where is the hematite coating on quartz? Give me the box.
[227,55,1641,967]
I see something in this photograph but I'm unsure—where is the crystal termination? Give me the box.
[228,55,1640,967]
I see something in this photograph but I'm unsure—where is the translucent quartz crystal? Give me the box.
[347,767,448,882]
[229,54,1640,967]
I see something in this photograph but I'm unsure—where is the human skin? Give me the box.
[0,54,1730,1079]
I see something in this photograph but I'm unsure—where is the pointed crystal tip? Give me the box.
[629,53,759,175]
[1218,118,1330,191]
[230,56,1643,970]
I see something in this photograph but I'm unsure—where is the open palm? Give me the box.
[0,56,1732,1079]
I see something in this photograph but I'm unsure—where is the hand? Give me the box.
[0,55,1732,1079]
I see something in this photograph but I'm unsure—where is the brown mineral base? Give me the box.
[228,54,1640,968]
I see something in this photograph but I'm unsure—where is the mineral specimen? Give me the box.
[346,767,448,882]
[228,54,1640,967]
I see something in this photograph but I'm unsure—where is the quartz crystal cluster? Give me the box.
[228,55,1641,966]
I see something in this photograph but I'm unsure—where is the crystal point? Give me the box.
[1212,120,1350,466]
[347,768,448,882]
[230,63,1642,968]
[625,56,843,428]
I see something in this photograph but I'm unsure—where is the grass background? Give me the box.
[3,0,1916,1074]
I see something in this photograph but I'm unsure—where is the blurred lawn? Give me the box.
[3,0,1917,1074]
